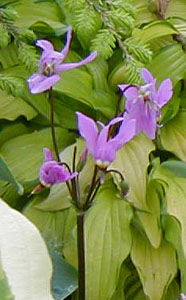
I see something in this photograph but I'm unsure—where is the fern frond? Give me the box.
[73,5,102,46]
[124,57,143,84]
[90,28,116,59]
[106,9,134,33]
[125,38,152,64]
[18,43,38,72]
[63,0,85,10]
[0,74,24,96]
[0,23,10,47]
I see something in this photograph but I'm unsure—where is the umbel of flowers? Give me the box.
[27,26,173,300]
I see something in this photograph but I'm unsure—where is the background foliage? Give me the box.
[1,0,186,299]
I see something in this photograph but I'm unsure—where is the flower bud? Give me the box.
[76,148,88,172]
[120,179,130,198]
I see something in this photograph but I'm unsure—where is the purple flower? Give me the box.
[118,68,173,139]
[76,112,136,168]
[28,26,97,94]
[39,148,77,187]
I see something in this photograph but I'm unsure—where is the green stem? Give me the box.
[77,212,86,300]
[49,88,60,162]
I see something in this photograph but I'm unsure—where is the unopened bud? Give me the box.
[28,184,44,197]
[76,148,88,172]
[120,179,130,198]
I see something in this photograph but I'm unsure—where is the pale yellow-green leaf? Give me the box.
[0,128,75,182]
[163,215,186,291]
[160,110,186,161]
[110,133,155,210]
[133,0,156,25]
[153,165,186,258]
[36,139,94,211]
[149,44,186,86]
[0,90,37,121]
[166,0,186,19]
[131,228,177,300]
[111,264,130,300]
[85,181,133,300]
[14,0,65,33]
[137,179,162,248]
[133,21,177,43]
[0,199,54,300]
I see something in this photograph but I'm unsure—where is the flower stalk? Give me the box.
[48,88,60,162]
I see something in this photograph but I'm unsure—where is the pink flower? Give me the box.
[39,148,77,187]
[76,112,136,168]
[28,26,97,94]
[118,68,173,139]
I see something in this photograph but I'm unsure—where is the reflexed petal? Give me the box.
[124,87,139,111]
[55,51,98,73]
[97,117,123,147]
[36,40,54,51]
[140,68,155,84]
[95,143,117,163]
[156,78,173,107]
[123,100,146,136]
[76,112,98,156]
[118,84,129,92]
[28,73,60,94]
[113,117,136,149]
[142,106,157,139]
[43,148,53,162]
[61,26,73,59]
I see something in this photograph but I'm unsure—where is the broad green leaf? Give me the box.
[0,90,37,121]
[110,133,155,209]
[166,0,186,19]
[160,160,186,178]
[0,253,14,300]
[0,199,54,300]
[0,156,23,195]
[149,44,186,86]
[111,264,131,300]
[14,0,65,34]
[133,21,178,43]
[0,123,29,146]
[137,179,162,248]
[160,110,186,161]
[36,139,94,211]
[24,199,77,268]
[133,0,156,25]
[164,279,180,300]
[124,263,148,300]
[131,227,177,300]
[153,165,186,258]
[49,248,78,300]
[0,128,75,182]
[54,68,94,106]
[85,180,133,300]
[163,215,186,292]
[3,66,58,123]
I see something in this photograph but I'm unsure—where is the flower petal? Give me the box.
[113,116,136,149]
[61,26,73,59]
[76,112,98,156]
[156,78,173,107]
[55,51,98,73]
[27,73,60,94]
[36,40,54,51]
[40,162,73,186]
[140,68,155,84]
[43,148,53,162]
[142,106,157,139]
